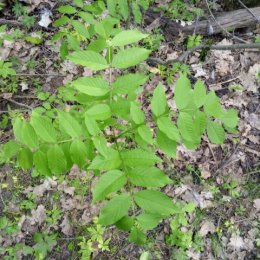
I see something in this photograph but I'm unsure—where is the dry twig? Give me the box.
[147,42,260,66]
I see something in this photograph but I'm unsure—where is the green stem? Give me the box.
[107,48,136,215]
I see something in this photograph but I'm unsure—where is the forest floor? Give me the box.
[0,1,259,260]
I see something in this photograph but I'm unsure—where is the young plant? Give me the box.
[53,0,109,58]
[78,218,110,260]
[0,60,16,78]
[12,1,36,29]
[107,0,151,24]
[2,23,239,245]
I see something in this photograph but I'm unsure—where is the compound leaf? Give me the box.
[31,114,57,143]
[157,117,181,143]
[111,30,148,47]
[128,166,171,187]
[207,121,225,144]
[73,77,110,96]
[58,111,82,138]
[86,104,111,120]
[136,213,162,231]
[70,140,88,167]
[112,48,150,69]
[47,145,67,175]
[151,83,167,117]
[93,170,127,203]
[130,102,145,125]
[134,190,175,217]
[174,74,192,110]
[99,194,131,225]
[69,51,108,71]
[121,149,161,167]
[194,79,206,108]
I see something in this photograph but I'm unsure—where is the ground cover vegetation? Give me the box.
[0,0,259,260]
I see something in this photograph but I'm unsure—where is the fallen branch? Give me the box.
[144,7,260,37]
[0,19,22,27]
[147,42,260,66]
[2,98,33,111]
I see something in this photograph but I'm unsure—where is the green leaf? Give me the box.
[73,0,84,7]
[107,0,117,16]
[70,140,88,167]
[156,130,177,158]
[92,136,109,156]
[204,92,223,118]
[13,117,23,143]
[94,18,117,39]
[140,252,151,260]
[78,12,95,24]
[151,83,167,117]
[174,74,193,110]
[111,30,148,47]
[112,73,148,95]
[118,0,129,21]
[53,16,70,27]
[72,77,110,96]
[129,227,146,245]
[177,112,200,145]
[88,150,121,170]
[60,41,68,59]
[194,111,207,135]
[220,108,238,129]
[58,5,77,14]
[18,147,33,170]
[112,48,151,69]
[58,111,82,138]
[157,117,181,143]
[47,145,67,175]
[66,35,80,50]
[93,170,127,203]
[121,149,161,167]
[134,190,175,217]
[68,51,108,71]
[31,114,57,143]
[71,20,90,39]
[33,150,51,176]
[194,79,206,108]
[136,213,162,230]
[132,2,142,24]
[86,104,111,120]
[84,114,100,136]
[21,122,39,150]
[2,140,20,160]
[115,216,134,231]
[137,125,153,144]
[99,194,131,225]
[130,102,145,125]
[87,37,107,52]
[128,166,171,187]
[111,97,131,119]
[183,202,196,213]
[207,121,225,144]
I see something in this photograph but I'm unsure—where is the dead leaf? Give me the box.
[38,9,52,28]
[199,221,215,237]
[253,198,260,212]
[32,178,57,197]
[191,64,207,78]
[31,205,46,225]
[60,215,73,236]
[228,235,245,250]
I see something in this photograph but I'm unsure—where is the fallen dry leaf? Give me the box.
[228,235,245,250]
[60,215,73,236]
[199,221,215,237]
[253,198,260,212]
